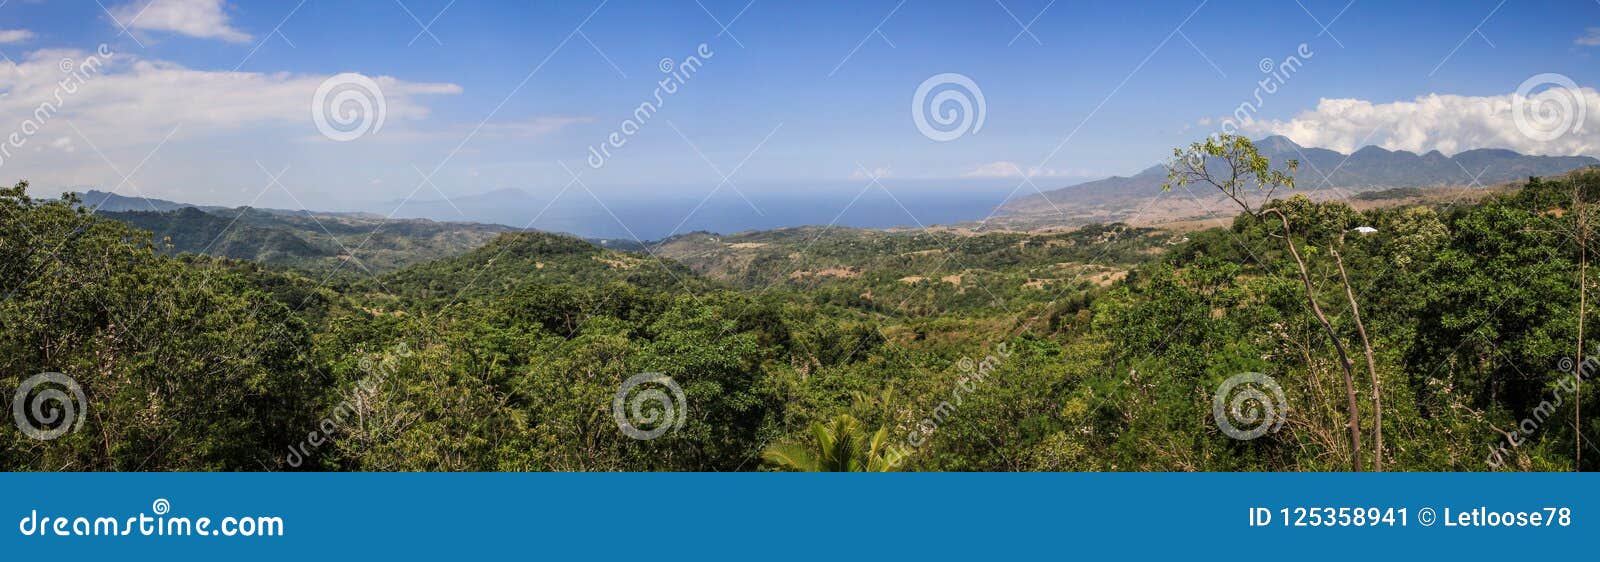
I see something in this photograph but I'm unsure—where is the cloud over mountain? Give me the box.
[1000,135,1599,219]
[1243,86,1599,158]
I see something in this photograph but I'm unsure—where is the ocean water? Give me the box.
[386,181,1051,240]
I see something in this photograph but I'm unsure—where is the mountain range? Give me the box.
[999,136,1599,217]
[55,138,1600,262]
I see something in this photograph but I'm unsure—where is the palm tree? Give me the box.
[762,414,896,472]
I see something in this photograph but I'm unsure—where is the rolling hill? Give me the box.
[100,205,519,275]
[374,230,706,306]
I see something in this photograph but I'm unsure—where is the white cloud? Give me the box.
[111,0,251,43]
[0,47,459,150]
[0,44,593,208]
[0,29,34,44]
[1243,87,1600,157]
[963,161,1087,178]
[1578,27,1600,47]
[0,45,465,204]
[351,116,591,145]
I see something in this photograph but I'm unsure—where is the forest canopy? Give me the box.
[4,143,1599,472]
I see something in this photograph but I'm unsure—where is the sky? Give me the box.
[0,0,1598,214]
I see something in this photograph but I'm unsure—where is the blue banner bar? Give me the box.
[2,473,1592,560]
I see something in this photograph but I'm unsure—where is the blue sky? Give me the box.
[1,0,1598,212]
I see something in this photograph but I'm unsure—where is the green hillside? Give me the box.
[101,206,517,275]
[6,145,1600,472]
[374,230,706,307]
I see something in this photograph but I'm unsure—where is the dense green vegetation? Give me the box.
[4,148,1598,471]
[1352,187,1427,201]
[104,205,516,275]
[653,223,1165,316]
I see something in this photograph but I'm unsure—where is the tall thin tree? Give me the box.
[1575,181,1586,471]
[1332,231,1381,471]
[1164,135,1363,471]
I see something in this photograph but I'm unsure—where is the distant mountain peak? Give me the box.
[1255,135,1303,151]
[71,190,200,213]
[1456,147,1521,158]
[1002,141,1600,217]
